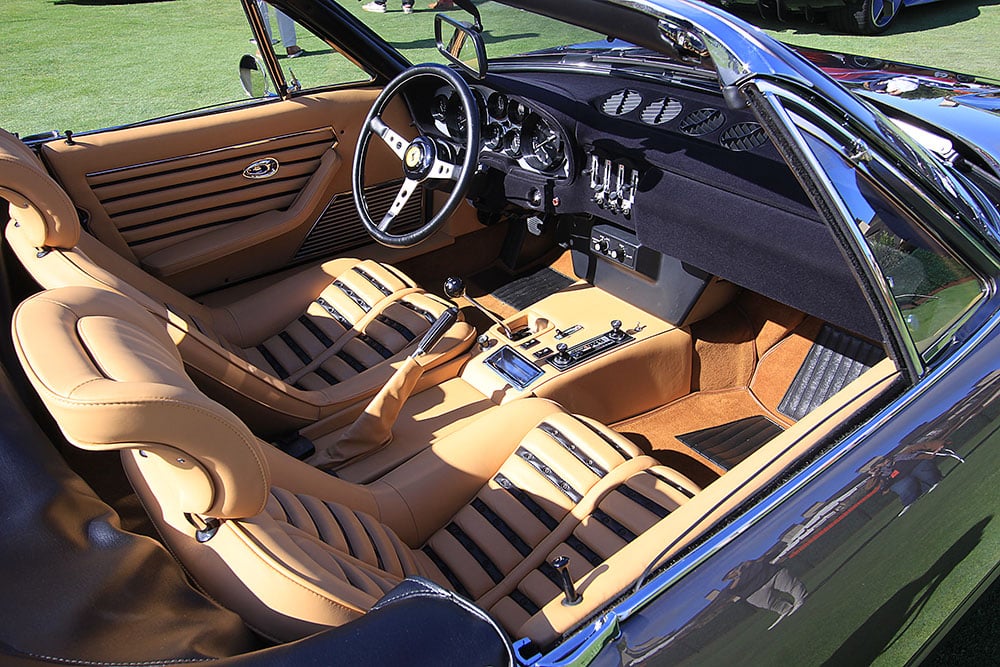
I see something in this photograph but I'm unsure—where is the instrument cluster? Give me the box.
[431,86,570,177]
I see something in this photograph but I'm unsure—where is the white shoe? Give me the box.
[403,4,414,12]
[362,2,387,11]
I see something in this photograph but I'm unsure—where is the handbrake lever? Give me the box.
[315,307,459,470]
[414,306,459,357]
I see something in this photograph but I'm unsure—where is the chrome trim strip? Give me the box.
[756,81,993,366]
[85,128,334,178]
[608,305,1000,626]
[752,83,924,378]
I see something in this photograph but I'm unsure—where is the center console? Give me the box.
[461,283,692,424]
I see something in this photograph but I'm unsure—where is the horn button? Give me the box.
[402,136,436,180]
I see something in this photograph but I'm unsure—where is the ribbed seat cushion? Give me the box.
[241,260,456,391]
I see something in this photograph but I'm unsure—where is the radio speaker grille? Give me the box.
[295,180,426,262]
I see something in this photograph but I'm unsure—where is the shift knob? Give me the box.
[443,276,466,299]
[555,342,571,363]
[609,319,625,341]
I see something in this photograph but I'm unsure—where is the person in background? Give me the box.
[429,0,483,30]
[362,0,415,14]
[256,1,305,57]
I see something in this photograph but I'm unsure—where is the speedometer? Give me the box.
[522,114,566,172]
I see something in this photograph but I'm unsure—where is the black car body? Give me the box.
[2,0,999,665]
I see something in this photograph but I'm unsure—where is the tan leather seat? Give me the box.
[13,286,702,645]
[0,128,475,434]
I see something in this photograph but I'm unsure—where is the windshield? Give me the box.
[364,4,600,65]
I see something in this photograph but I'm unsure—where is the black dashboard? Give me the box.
[407,68,879,337]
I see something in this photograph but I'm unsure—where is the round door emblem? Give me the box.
[243,157,280,180]
[404,145,423,169]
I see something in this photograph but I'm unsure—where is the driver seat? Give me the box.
[1,128,475,435]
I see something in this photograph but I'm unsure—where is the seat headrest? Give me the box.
[0,128,81,249]
[12,286,270,518]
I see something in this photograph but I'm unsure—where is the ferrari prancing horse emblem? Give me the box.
[404,144,423,169]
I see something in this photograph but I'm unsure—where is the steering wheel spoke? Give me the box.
[370,117,409,160]
[429,156,461,182]
[379,178,420,231]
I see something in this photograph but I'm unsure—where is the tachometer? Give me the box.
[432,94,449,122]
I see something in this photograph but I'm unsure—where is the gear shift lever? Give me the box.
[444,276,515,338]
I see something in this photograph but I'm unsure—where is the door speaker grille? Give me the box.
[295,180,426,262]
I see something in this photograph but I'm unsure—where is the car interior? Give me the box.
[0,26,908,651]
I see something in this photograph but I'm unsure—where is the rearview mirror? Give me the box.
[238,54,272,98]
[435,14,486,80]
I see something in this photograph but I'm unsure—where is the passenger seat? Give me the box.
[12,286,702,646]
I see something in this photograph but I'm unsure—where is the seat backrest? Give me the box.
[0,128,80,250]
[12,286,270,518]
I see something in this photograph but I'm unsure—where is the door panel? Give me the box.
[39,88,418,294]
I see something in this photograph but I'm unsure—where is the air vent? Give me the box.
[720,122,768,151]
[678,108,725,136]
[640,98,682,125]
[599,89,643,116]
[294,180,425,262]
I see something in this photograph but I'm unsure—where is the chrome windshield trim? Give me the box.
[610,304,1000,625]
[755,80,994,364]
[750,82,924,378]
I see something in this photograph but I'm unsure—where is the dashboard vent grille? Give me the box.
[720,122,768,151]
[599,89,643,116]
[640,98,682,125]
[295,180,425,262]
[678,108,725,136]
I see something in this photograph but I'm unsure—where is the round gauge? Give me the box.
[508,101,529,125]
[445,93,467,138]
[487,91,509,120]
[503,128,522,158]
[472,88,487,117]
[484,122,504,150]
[522,114,566,172]
[432,94,449,122]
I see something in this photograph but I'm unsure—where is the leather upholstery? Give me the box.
[2,130,474,433]
[0,128,80,248]
[14,286,702,645]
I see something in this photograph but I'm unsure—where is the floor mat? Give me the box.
[676,415,785,470]
[471,265,575,313]
[778,324,884,421]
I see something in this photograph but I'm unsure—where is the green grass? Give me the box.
[1,0,997,136]
[751,0,1000,82]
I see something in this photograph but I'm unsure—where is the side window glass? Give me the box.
[5,3,253,135]
[1,1,368,137]
[803,133,985,355]
[252,1,369,91]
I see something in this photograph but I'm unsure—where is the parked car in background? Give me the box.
[2,0,999,665]
[717,0,947,34]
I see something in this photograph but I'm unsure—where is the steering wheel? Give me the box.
[352,64,481,248]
